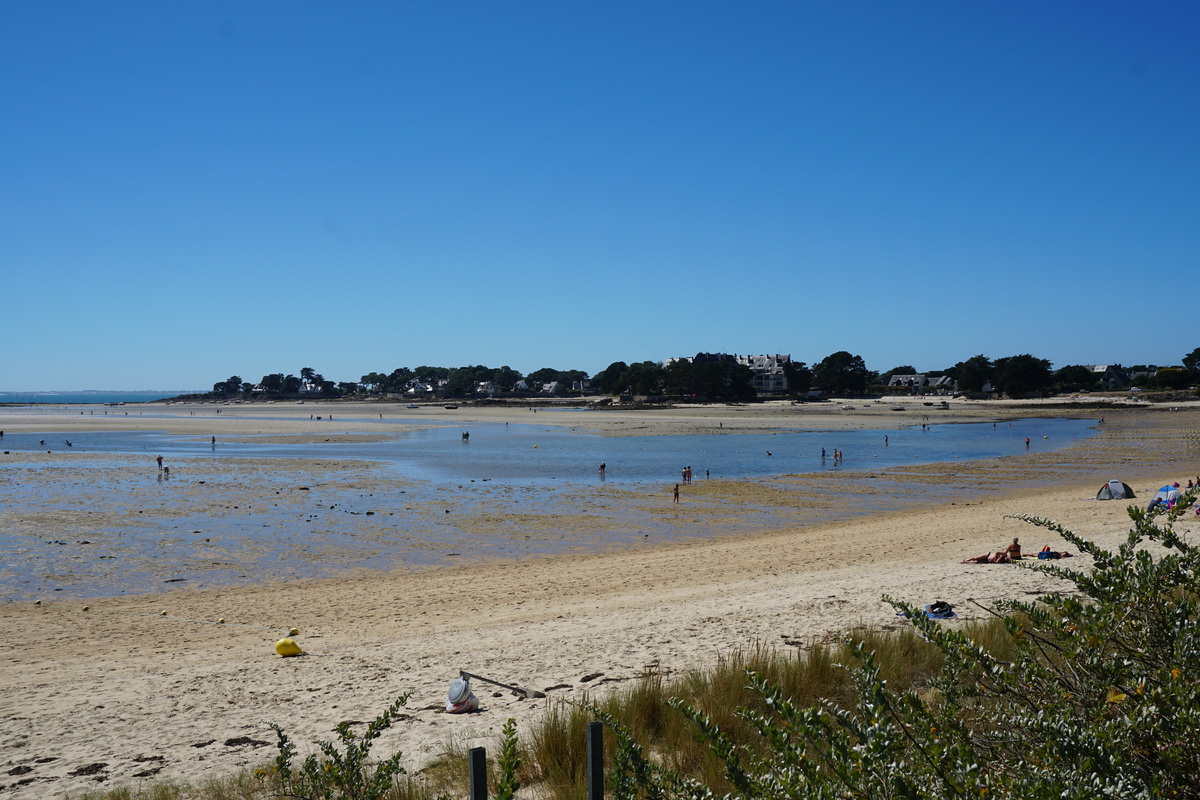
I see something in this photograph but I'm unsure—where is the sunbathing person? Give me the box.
[1038,545,1075,559]
[1006,537,1024,560]
[963,551,1010,564]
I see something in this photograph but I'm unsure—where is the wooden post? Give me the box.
[587,720,604,800]
[469,746,487,800]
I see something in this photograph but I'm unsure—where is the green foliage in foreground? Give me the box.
[268,693,412,800]
[593,489,1200,799]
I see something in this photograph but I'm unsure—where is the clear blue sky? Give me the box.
[2,1,1196,390]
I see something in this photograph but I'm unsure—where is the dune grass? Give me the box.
[515,619,1014,800]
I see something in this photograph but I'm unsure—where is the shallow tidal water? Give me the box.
[1,416,1094,482]
[0,418,1096,600]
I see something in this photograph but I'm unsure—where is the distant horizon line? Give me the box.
[0,389,204,395]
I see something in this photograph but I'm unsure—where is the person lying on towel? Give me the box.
[963,551,1011,564]
[1037,545,1074,559]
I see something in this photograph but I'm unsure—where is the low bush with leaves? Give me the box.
[594,489,1200,799]
[267,693,412,800]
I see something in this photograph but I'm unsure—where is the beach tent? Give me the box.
[1096,479,1135,500]
[1148,485,1183,510]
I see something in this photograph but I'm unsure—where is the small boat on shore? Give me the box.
[406,404,419,409]
[444,404,458,410]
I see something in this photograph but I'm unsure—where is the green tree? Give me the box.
[282,374,301,393]
[261,373,285,392]
[594,361,629,394]
[413,365,449,386]
[728,363,757,399]
[492,365,523,391]
[665,359,696,395]
[619,361,665,395]
[781,360,813,396]
[444,366,484,396]
[1154,367,1193,390]
[1055,364,1095,391]
[813,351,870,395]
[527,367,561,389]
[212,375,243,395]
[1182,348,1200,376]
[992,354,1052,396]
[300,367,316,382]
[954,354,993,393]
[379,368,408,393]
[559,369,589,390]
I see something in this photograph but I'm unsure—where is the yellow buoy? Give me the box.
[289,628,299,636]
[34,600,41,605]
[82,605,89,611]
[218,618,226,624]
[276,638,304,657]
[160,610,168,616]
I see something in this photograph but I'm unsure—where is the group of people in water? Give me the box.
[821,448,843,462]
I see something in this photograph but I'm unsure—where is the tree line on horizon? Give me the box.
[209,347,1200,399]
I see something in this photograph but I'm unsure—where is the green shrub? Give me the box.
[268,693,412,800]
[493,718,521,800]
[593,488,1200,798]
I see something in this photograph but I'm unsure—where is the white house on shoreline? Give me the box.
[669,352,793,396]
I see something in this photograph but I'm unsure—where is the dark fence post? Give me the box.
[469,746,487,800]
[587,720,604,800]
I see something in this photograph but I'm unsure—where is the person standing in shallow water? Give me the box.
[673,484,680,504]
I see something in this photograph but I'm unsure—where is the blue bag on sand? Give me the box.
[924,601,956,620]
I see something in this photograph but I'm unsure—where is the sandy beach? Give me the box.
[1,398,1198,797]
